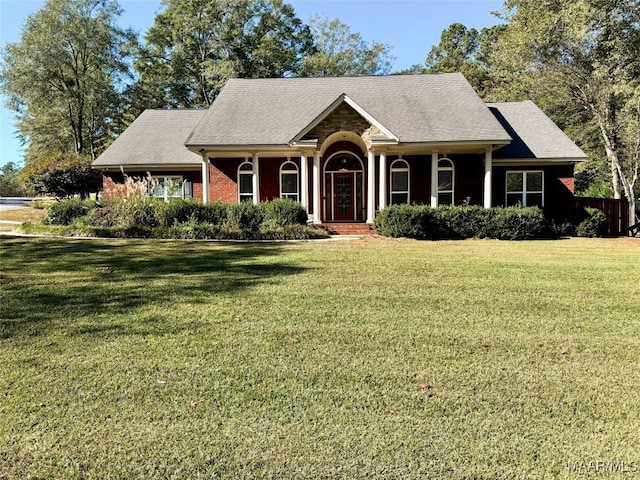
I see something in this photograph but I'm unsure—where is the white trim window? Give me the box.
[506,171,544,207]
[238,161,254,203]
[390,159,410,205]
[437,158,454,205]
[152,176,184,201]
[280,161,299,201]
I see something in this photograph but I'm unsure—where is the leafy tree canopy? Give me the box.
[0,0,135,160]
[298,14,394,77]
[407,23,506,98]
[489,0,639,223]
[20,152,102,199]
[0,162,31,197]
[131,0,314,110]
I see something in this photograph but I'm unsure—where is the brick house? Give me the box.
[93,73,586,226]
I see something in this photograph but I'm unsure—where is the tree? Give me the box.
[131,0,314,110]
[20,153,102,199]
[298,14,394,77]
[0,0,134,160]
[489,0,639,225]
[416,23,506,97]
[0,162,31,197]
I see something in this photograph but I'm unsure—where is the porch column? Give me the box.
[378,151,387,211]
[252,153,260,205]
[312,151,321,224]
[430,151,438,207]
[300,152,309,211]
[366,148,375,223]
[484,148,492,208]
[201,151,209,204]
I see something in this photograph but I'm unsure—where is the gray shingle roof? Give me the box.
[185,73,512,146]
[93,109,207,167]
[488,101,586,160]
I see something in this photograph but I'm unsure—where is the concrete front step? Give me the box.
[319,223,374,235]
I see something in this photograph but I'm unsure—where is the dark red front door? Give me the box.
[334,173,354,221]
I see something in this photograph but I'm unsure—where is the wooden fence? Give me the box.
[574,197,630,236]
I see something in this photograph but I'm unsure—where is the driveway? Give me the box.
[0,197,33,211]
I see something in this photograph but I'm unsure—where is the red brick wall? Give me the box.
[209,158,241,203]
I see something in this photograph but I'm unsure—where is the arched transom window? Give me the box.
[238,161,254,203]
[390,159,410,205]
[280,161,299,201]
[437,158,455,205]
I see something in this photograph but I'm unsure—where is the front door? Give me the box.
[334,173,354,221]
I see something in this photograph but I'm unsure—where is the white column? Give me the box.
[300,152,308,211]
[378,151,387,211]
[366,148,375,223]
[252,153,260,205]
[430,151,438,207]
[201,151,209,204]
[484,148,492,208]
[312,151,321,224]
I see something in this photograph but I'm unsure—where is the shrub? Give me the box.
[260,198,308,228]
[576,207,607,237]
[31,198,56,210]
[194,201,228,225]
[487,207,546,240]
[90,203,119,228]
[155,199,201,227]
[374,204,547,240]
[225,201,264,233]
[431,205,493,239]
[111,196,161,228]
[373,204,430,238]
[46,199,96,225]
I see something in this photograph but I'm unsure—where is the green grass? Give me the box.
[1,236,639,479]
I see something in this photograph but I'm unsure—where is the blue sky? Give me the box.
[0,0,504,168]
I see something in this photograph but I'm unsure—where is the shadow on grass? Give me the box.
[0,237,307,339]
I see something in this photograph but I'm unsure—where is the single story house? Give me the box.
[93,73,586,225]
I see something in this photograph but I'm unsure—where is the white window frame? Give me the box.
[152,175,184,201]
[238,161,254,203]
[279,161,299,201]
[437,158,455,206]
[506,170,544,207]
[389,159,410,205]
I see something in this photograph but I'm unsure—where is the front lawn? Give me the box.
[1,237,638,479]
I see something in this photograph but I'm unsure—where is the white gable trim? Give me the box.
[289,93,399,146]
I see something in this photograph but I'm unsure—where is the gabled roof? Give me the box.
[488,101,587,160]
[290,93,399,144]
[93,109,207,168]
[185,73,512,147]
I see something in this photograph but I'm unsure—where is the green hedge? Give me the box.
[374,204,547,240]
[576,207,607,237]
[43,197,325,240]
[46,199,97,225]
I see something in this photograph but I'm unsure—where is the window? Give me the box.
[390,159,409,205]
[506,171,544,207]
[437,158,454,205]
[280,161,299,201]
[152,176,184,201]
[238,161,254,203]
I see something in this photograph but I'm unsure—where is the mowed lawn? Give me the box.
[1,236,639,479]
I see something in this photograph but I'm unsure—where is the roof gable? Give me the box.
[289,93,398,144]
[185,74,512,148]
